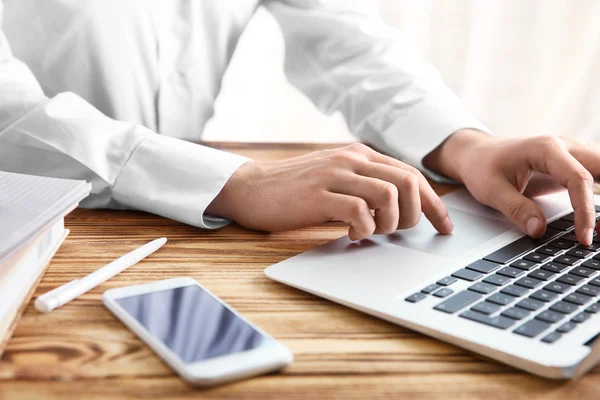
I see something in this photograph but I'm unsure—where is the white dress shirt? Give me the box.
[0,0,486,229]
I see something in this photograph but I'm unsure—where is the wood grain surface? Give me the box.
[0,143,597,400]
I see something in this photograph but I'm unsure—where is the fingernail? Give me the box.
[443,216,454,233]
[526,217,540,237]
[585,228,594,245]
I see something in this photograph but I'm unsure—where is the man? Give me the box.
[0,1,597,244]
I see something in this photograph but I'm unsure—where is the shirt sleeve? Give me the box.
[0,28,249,229]
[265,0,490,181]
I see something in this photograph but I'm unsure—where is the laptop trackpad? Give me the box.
[380,208,514,258]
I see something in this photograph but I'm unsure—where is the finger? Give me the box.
[484,177,547,238]
[320,192,376,241]
[562,138,600,178]
[327,173,400,234]
[564,141,600,235]
[356,157,453,234]
[527,138,595,245]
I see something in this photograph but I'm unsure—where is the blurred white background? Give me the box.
[204,0,600,143]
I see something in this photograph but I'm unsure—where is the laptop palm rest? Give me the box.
[265,189,572,309]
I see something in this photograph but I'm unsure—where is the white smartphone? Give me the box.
[102,277,293,387]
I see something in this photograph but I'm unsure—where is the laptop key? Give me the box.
[582,259,600,270]
[586,303,600,313]
[433,288,454,298]
[557,274,585,286]
[540,227,563,242]
[530,290,558,302]
[570,266,596,278]
[452,269,483,282]
[576,285,600,297]
[554,255,578,266]
[434,290,482,314]
[436,276,457,286]
[544,281,571,294]
[468,282,497,295]
[557,321,577,333]
[561,233,578,243]
[405,292,427,303]
[541,331,562,344]
[536,246,561,256]
[572,312,591,323]
[466,259,501,274]
[510,259,538,271]
[549,301,579,314]
[564,292,592,305]
[588,277,600,287]
[516,298,545,311]
[548,239,574,250]
[514,319,551,338]
[566,248,593,259]
[528,269,556,281]
[542,262,570,274]
[515,276,543,289]
[501,307,530,320]
[459,310,516,329]
[497,267,525,279]
[487,293,516,306]
[484,235,549,264]
[578,243,600,252]
[501,285,529,297]
[560,212,575,223]
[524,253,551,264]
[535,310,565,324]
[471,301,501,315]
[421,284,440,294]
[483,274,511,286]
[548,219,574,231]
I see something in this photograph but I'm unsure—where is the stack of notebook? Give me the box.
[0,171,91,355]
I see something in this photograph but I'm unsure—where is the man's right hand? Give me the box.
[206,143,454,240]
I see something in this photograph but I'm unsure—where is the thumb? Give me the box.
[485,179,547,238]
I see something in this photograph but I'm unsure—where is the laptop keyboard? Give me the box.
[405,210,600,344]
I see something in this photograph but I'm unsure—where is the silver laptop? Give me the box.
[265,189,600,378]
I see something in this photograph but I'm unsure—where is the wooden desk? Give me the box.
[0,143,597,399]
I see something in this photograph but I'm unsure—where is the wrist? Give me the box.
[205,160,257,220]
[423,129,494,182]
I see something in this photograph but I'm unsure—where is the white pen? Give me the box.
[35,237,167,313]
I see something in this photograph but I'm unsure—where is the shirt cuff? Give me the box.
[374,90,491,184]
[113,134,250,229]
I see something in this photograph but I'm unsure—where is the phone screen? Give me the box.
[116,284,271,363]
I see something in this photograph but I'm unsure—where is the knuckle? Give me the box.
[330,150,364,167]
[538,135,562,151]
[348,199,369,219]
[405,165,422,178]
[506,199,527,221]
[576,170,594,187]
[414,170,427,184]
[345,143,369,153]
[330,151,353,163]
[379,183,398,203]
[400,172,419,191]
